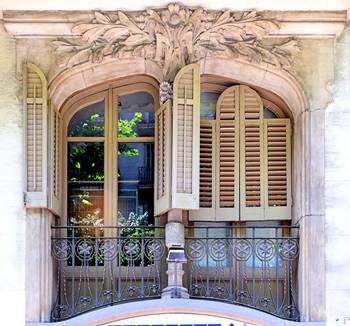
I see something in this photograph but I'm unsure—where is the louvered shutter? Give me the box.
[154,100,172,215]
[189,120,215,221]
[215,86,240,221]
[48,104,62,216]
[263,119,291,220]
[172,64,200,209]
[24,63,48,208]
[239,86,264,221]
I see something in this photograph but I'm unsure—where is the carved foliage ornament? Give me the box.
[53,3,301,80]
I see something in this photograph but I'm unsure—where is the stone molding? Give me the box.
[51,4,301,80]
[2,6,347,81]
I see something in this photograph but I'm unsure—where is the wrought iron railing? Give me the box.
[51,225,166,321]
[185,225,299,321]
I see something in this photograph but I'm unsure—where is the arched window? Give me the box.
[65,87,156,227]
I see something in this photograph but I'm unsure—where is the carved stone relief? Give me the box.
[53,3,301,81]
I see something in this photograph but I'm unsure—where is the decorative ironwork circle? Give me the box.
[52,239,72,261]
[99,239,118,261]
[186,239,205,261]
[121,239,141,261]
[255,239,276,261]
[75,238,95,261]
[232,239,252,261]
[145,239,165,261]
[279,239,299,260]
[209,239,228,261]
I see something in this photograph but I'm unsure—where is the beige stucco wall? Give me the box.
[325,26,350,324]
[0,24,25,325]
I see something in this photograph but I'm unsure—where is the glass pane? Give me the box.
[264,106,278,118]
[200,92,219,119]
[68,142,104,228]
[117,92,154,137]
[117,142,154,226]
[68,101,104,137]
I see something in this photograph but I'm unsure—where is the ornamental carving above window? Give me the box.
[53,3,301,80]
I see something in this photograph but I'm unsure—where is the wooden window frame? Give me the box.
[61,80,159,226]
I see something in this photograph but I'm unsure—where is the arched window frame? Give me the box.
[61,79,159,225]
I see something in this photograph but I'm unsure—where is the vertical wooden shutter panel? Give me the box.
[172,64,200,209]
[243,122,262,207]
[154,100,172,215]
[263,119,291,220]
[216,86,240,221]
[48,105,62,216]
[241,85,263,120]
[240,86,264,221]
[189,120,215,221]
[199,121,214,207]
[24,63,48,208]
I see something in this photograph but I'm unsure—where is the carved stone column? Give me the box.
[162,209,189,299]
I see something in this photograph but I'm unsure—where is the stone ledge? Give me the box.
[26,299,326,326]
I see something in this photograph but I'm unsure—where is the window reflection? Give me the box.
[117,143,154,226]
[68,142,104,230]
[200,92,219,120]
[118,92,154,137]
[68,101,104,137]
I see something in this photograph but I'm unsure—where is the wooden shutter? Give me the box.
[239,86,264,221]
[48,104,62,216]
[263,119,291,220]
[24,63,48,208]
[189,120,215,221]
[154,100,172,215]
[215,86,240,221]
[172,64,200,209]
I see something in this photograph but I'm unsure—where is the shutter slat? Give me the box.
[173,64,200,209]
[215,86,240,221]
[264,119,291,214]
[24,63,48,208]
[155,100,172,215]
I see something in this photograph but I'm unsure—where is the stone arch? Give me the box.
[49,56,308,119]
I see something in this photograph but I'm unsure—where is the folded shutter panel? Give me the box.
[24,63,48,208]
[48,104,62,216]
[263,119,291,220]
[239,86,264,221]
[154,100,172,215]
[189,120,215,221]
[216,86,240,221]
[172,64,200,209]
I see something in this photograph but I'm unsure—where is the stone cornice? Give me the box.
[2,5,347,80]
[3,9,347,38]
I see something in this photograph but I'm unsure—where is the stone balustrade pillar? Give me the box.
[162,209,189,299]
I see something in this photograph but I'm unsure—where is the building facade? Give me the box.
[0,1,350,325]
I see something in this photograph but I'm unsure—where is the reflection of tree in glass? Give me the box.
[69,143,104,181]
[69,112,143,182]
[118,112,143,156]
[70,113,103,137]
